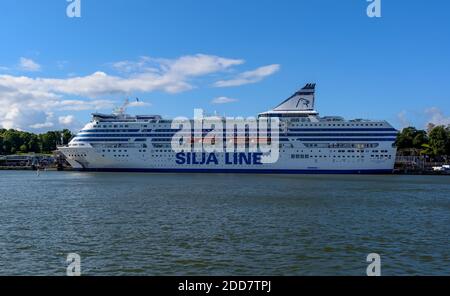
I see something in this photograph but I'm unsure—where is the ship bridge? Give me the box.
[92,113,162,122]
[259,83,319,118]
[91,98,162,122]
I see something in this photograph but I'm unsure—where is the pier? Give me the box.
[0,152,72,171]
[395,155,450,175]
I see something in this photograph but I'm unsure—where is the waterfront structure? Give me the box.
[0,155,54,167]
[58,84,398,174]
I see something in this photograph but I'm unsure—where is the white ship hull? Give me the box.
[59,145,396,174]
[59,84,398,174]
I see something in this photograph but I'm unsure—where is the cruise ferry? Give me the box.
[59,84,398,174]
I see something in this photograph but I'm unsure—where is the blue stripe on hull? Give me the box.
[75,168,394,175]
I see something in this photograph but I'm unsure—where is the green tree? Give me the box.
[2,130,21,154]
[420,143,433,156]
[428,126,449,159]
[396,127,429,151]
[40,131,61,153]
[412,130,428,149]
[61,129,73,145]
[446,126,450,155]
[28,135,41,153]
[19,144,28,153]
[396,127,418,149]
[40,133,52,153]
[0,135,4,155]
[0,129,74,155]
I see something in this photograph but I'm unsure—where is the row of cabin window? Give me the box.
[294,123,384,127]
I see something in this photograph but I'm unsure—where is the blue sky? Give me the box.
[0,0,449,132]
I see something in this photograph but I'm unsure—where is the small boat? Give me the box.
[432,165,450,173]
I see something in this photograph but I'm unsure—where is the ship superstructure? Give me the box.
[59,84,398,174]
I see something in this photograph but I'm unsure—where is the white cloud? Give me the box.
[54,99,116,111]
[214,64,280,87]
[112,56,157,73]
[128,101,151,108]
[397,110,411,128]
[1,54,244,99]
[0,54,278,131]
[19,57,41,72]
[112,54,244,75]
[166,54,244,77]
[58,115,75,126]
[28,112,54,130]
[211,96,238,104]
[0,86,115,130]
[30,122,54,129]
[425,107,450,126]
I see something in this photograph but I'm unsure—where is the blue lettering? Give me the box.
[175,153,186,165]
[176,152,264,166]
[206,153,219,165]
[253,153,263,165]
[225,153,233,165]
[239,153,251,165]
[192,153,200,165]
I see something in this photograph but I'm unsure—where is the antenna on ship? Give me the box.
[113,98,130,116]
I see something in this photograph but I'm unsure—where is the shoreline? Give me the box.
[0,166,448,175]
[0,166,74,172]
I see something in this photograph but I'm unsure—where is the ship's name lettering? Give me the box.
[175,153,263,166]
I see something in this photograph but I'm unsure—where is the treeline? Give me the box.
[0,129,73,155]
[396,124,450,161]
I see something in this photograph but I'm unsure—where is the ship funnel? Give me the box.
[273,83,316,112]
